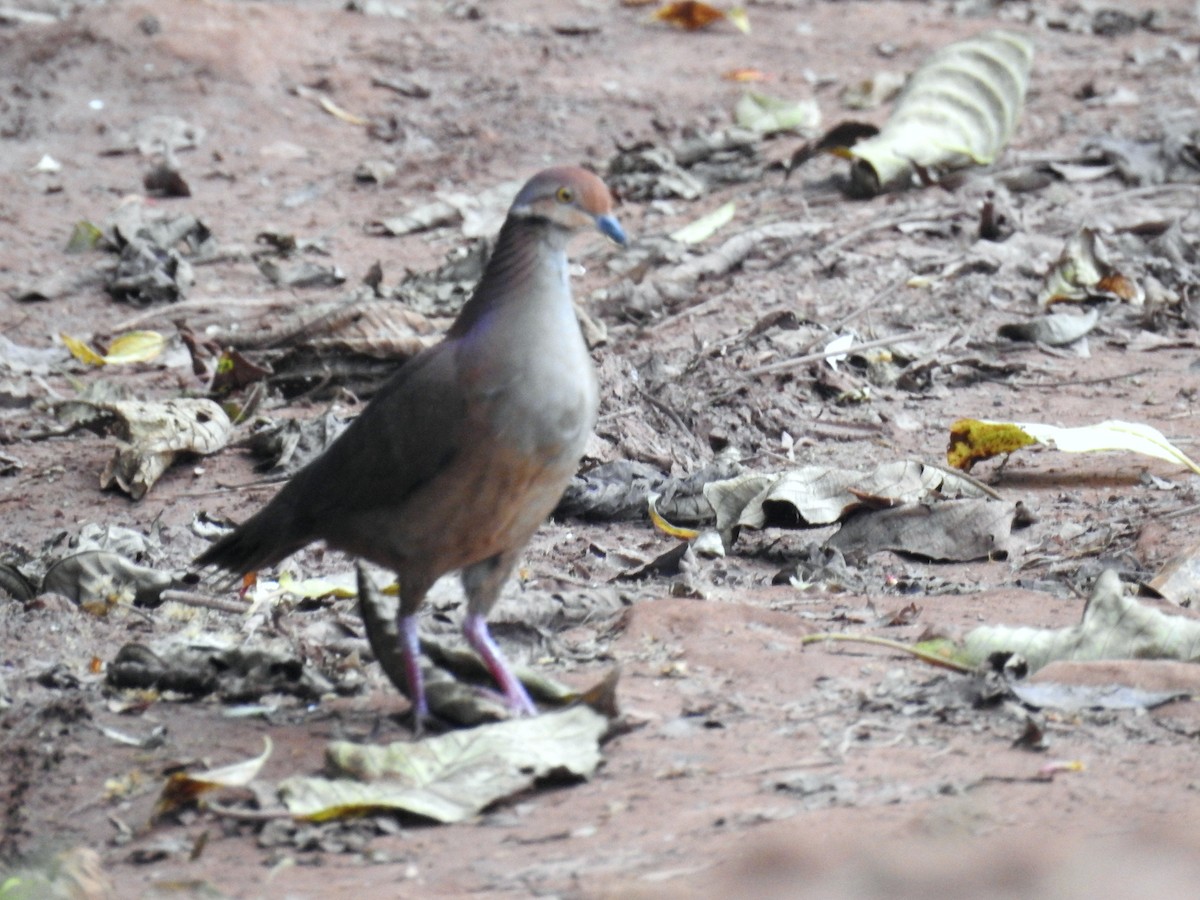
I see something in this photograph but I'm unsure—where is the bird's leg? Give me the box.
[398,612,428,725]
[462,612,537,716]
[461,552,537,716]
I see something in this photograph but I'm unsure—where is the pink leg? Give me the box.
[399,613,428,721]
[463,613,537,716]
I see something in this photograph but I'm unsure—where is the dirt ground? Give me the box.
[3,0,1200,896]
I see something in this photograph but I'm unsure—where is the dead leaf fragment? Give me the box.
[42,550,174,611]
[1148,542,1200,607]
[652,2,726,30]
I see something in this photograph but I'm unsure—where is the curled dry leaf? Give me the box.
[963,570,1200,672]
[1037,227,1144,307]
[647,492,701,540]
[42,550,174,611]
[996,308,1100,346]
[154,737,272,820]
[98,398,233,499]
[948,418,1200,475]
[848,29,1034,195]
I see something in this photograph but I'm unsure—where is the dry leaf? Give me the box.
[279,706,608,823]
[652,1,726,30]
[1038,227,1144,307]
[848,29,1034,194]
[98,398,233,499]
[154,737,272,820]
[964,570,1200,672]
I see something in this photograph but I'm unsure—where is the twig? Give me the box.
[207,801,292,822]
[635,386,701,450]
[801,632,973,673]
[921,459,1005,501]
[160,589,248,614]
[109,296,286,332]
[1006,366,1155,390]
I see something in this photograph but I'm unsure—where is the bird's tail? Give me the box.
[194,502,306,577]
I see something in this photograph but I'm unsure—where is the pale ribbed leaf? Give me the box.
[849,29,1034,194]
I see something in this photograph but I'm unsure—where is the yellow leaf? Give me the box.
[726,6,750,33]
[723,68,767,82]
[648,492,700,540]
[102,330,166,364]
[947,418,1037,471]
[948,418,1200,475]
[60,333,106,366]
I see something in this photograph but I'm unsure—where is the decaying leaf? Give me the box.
[847,30,1034,195]
[61,330,167,366]
[826,498,1020,562]
[278,705,607,823]
[1037,227,1144,307]
[154,737,272,820]
[947,418,1200,475]
[723,68,768,82]
[947,419,1038,471]
[704,460,990,537]
[106,640,335,700]
[95,398,233,499]
[963,570,1200,672]
[734,92,819,136]
[42,550,174,612]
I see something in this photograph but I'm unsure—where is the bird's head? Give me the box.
[509,166,627,246]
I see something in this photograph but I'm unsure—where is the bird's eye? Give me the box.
[556,186,574,203]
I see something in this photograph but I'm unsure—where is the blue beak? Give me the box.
[596,213,628,246]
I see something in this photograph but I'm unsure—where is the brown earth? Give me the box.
[3,0,1200,896]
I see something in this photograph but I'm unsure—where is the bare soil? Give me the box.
[3,1,1200,896]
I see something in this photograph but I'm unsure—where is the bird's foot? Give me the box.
[463,613,538,716]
